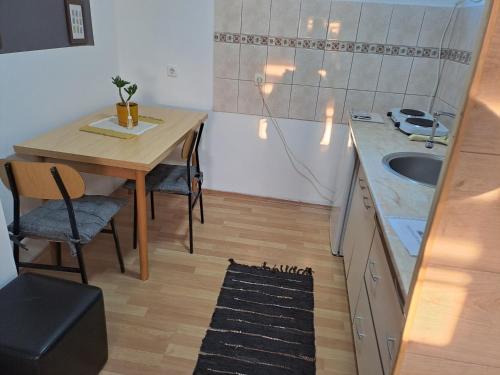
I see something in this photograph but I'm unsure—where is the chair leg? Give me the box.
[198,180,205,224]
[55,242,62,266]
[110,218,125,273]
[188,194,194,254]
[150,191,155,220]
[133,191,138,249]
[74,244,88,284]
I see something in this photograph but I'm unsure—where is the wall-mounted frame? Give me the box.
[64,0,87,45]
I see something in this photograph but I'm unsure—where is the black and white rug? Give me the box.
[194,259,315,375]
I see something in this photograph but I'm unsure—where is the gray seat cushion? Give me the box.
[9,196,126,244]
[124,164,201,195]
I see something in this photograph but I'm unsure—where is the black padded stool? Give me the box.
[0,273,108,375]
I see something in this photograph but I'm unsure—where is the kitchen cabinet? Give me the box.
[341,162,404,375]
[365,229,404,374]
[343,166,376,320]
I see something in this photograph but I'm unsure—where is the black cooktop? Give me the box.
[406,118,436,128]
[401,108,425,117]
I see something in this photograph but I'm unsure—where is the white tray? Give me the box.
[89,116,157,135]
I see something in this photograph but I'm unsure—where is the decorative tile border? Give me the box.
[214,32,472,65]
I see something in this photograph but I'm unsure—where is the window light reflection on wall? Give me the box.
[307,18,314,31]
[329,21,341,37]
[265,64,296,78]
[321,108,334,146]
[259,118,268,140]
[263,83,274,95]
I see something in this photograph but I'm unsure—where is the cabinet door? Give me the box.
[353,284,384,375]
[342,181,363,276]
[365,229,404,375]
[345,167,376,321]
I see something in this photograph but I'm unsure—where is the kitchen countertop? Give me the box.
[349,118,448,300]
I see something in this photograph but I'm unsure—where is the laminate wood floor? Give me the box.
[35,190,356,374]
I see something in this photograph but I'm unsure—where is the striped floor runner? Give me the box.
[194,259,315,374]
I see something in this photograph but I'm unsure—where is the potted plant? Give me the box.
[112,75,138,127]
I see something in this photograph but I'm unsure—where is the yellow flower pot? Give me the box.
[116,103,139,127]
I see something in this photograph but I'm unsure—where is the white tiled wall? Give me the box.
[214,0,479,124]
[433,4,485,133]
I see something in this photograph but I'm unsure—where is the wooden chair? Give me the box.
[124,123,205,254]
[0,160,126,284]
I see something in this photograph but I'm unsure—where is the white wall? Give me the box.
[0,1,122,277]
[114,0,348,205]
[0,0,121,223]
[0,201,16,288]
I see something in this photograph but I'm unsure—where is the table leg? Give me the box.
[135,170,149,280]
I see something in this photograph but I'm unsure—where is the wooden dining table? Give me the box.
[14,105,208,281]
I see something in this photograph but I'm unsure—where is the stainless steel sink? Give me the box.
[382,152,444,187]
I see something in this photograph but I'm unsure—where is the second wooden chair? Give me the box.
[124,123,205,254]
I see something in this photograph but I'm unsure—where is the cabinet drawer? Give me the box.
[353,284,384,375]
[365,229,404,375]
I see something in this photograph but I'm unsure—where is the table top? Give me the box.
[14,106,208,171]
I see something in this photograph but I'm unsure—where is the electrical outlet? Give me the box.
[167,65,178,78]
[254,73,264,85]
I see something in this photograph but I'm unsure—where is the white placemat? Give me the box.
[89,116,157,135]
[387,217,427,257]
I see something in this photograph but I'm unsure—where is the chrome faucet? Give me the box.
[425,111,455,149]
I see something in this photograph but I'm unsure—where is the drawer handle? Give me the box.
[386,337,397,360]
[354,316,366,340]
[358,177,367,190]
[368,260,380,283]
[362,196,372,209]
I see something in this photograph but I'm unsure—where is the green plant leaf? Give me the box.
[124,84,138,96]
[111,75,130,88]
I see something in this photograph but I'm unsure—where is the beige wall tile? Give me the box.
[214,78,239,112]
[450,5,485,52]
[298,0,332,39]
[239,44,267,81]
[262,83,292,118]
[266,46,296,84]
[417,7,454,48]
[214,43,240,79]
[320,51,353,89]
[215,0,243,33]
[238,80,263,115]
[387,5,425,46]
[406,57,439,96]
[315,88,346,123]
[269,0,301,38]
[348,53,383,91]
[437,60,471,109]
[356,3,393,44]
[328,1,361,41]
[293,49,324,86]
[377,56,413,94]
[241,0,271,35]
[289,85,319,121]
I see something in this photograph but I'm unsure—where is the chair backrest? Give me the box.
[181,130,196,161]
[0,160,85,200]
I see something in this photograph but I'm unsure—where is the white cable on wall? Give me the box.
[256,81,335,204]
